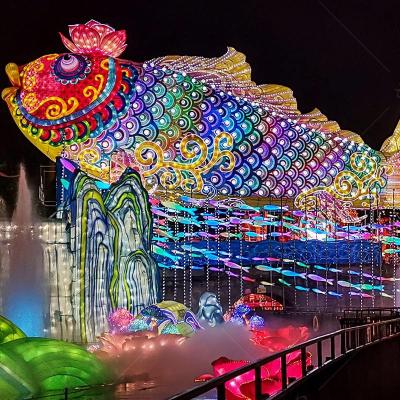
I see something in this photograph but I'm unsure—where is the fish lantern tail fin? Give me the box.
[381,119,400,157]
[380,119,400,196]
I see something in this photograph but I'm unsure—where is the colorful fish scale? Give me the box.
[108,62,386,200]
[120,64,345,197]
[94,65,377,198]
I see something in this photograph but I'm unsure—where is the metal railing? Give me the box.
[341,307,400,319]
[169,317,400,400]
[24,317,400,399]
[340,308,400,329]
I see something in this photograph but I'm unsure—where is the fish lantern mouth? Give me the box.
[2,63,20,101]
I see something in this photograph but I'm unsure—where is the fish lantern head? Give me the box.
[2,20,139,167]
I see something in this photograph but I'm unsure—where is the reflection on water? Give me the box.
[113,382,216,400]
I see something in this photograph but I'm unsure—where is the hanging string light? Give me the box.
[173,206,179,302]
[239,206,244,298]
[334,198,339,298]
[280,195,285,307]
[392,189,397,306]
[161,187,168,301]
[56,129,69,210]
[216,203,221,303]
[182,203,187,307]
[347,221,352,308]
[324,195,329,310]
[314,194,319,309]
[188,187,194,309]
[305,194,309,309]
[369,187,375,308]
[268,197,273,301]
[377,194,382,307]
[205,198,210,291]
[157,204,166,301]
[360,225,364,309]
[226,205,232,308]
[292,207,297,307]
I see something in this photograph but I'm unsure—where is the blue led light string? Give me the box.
[182,200,187,307]
[226,205,232,308]
[324,196,329,310]
[216,204,221,303]
[314,195,319,308]
[161,187,168,301]
[188,187,193,309]
[305,194,309,309]
[292,203,297,307]
[334,198,339,300]
[205,198,210,291]
[157,198,165,301]
[60,131,66,205]
[377,194,382,307]
[173,206,178,302]
[267,198,273,301]
[348,221,352,308]
[239,203,244,298]
[369,188,375,307]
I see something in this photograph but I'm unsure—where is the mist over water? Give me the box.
[107,324,267,399]
[3,165,47,336]
[104,315,322,399]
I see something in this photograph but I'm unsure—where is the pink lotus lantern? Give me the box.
[250,325,310,352]
[59,19,127,57]
[201,351,311,400]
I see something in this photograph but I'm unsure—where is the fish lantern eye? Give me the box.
[51,53,92,84]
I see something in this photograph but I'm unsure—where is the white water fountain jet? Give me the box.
[2,165,48,336]
[0,197,6,219]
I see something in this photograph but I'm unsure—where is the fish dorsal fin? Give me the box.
[299,108,329,123]
[257,84,299,112]
[297,108,341,133]
[147,47,300,114]
[297,108,364,143]
[339,130,364,144]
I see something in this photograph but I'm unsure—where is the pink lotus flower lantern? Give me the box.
[251,325,310,352]
[208,353,311,400]
[59,19,127,57]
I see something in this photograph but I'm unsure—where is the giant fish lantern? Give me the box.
[2,20,399,218]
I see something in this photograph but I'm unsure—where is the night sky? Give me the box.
[1,0,400,211]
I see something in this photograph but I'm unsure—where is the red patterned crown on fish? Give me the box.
[59,19,127,57]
